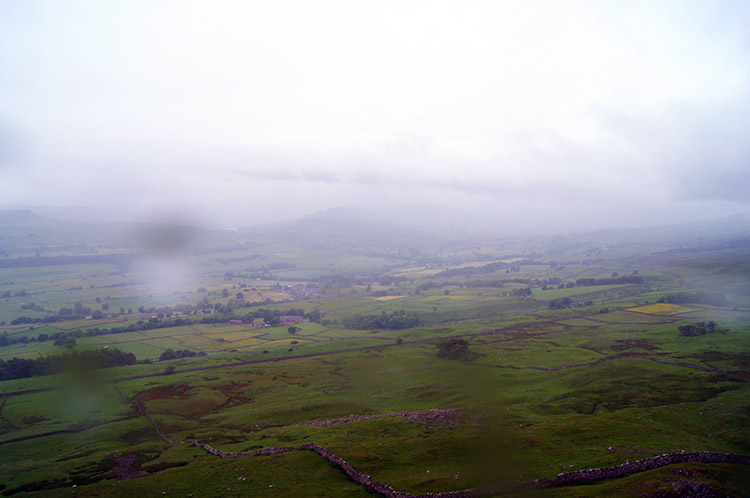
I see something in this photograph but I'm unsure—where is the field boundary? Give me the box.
[188,441,750,497]
[488,353,750,375]
[0,415,139,446]
[109,382,750,497]
[3,320,749,399]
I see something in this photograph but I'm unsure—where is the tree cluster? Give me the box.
[158,349,206,361]
[509,287,532,297]
[574,275,644,286]
[0,253,136,270]
[343,310,421,330]
[678,321,720,337]
[0,348,136,381]
[548,297,594,310]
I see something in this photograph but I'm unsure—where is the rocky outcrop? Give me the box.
[300,408,459,427]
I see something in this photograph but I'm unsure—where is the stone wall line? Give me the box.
[111,382,180,445]
[182,438,749,498]
[491,354,749,375]
[109,382,750,496]
[534,451,750,488]
[112,380,750,496]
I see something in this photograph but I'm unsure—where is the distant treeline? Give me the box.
[434,261,513,278]
[1,308,318,348]
[0,254,138,270]
[658,292,727,307]
[414,278,540,293]
[573,276,644,286]
[318,273,408,291]
[245,263,296,272]
[159,349,206,361]
[0,348,136,381]
[549,297,594,310]
[343,311,422,330]
[214,254,262,265]
[6,294,310,328]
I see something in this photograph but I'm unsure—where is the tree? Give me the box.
[159,349,178,361]
[288,326,299,335]
[307,309,321,323]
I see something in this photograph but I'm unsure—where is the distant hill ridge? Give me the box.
[0,209,62,227]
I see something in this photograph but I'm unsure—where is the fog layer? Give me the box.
[1,0,748,231]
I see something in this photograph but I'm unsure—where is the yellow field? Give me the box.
[317,328,367,338]
[393,260,518,279]
[203,331,264,342]
[558,318,600,327]
[106,331,151,341]
[75,336,115,345]
[0,351,40,360]
[140,327,198,338]
[419,294,475,302]
[627,303,703,315]
[190,324,253,334]
[374,295,408,301]
[391,266,442,278]
[173,334,234,351]
[53,318,124,330]
[258,292,291,301]
[462,261,499,268]
[243,338,313,350]
[222,337,266,348]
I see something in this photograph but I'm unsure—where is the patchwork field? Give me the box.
[628,303,704,315]
[586,310,679,324]
[1,308,748,497]
[1,219,749,497]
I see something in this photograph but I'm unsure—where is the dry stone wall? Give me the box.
[535,451,750,488]
[112,381,749,497]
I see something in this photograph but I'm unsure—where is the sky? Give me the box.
[0,0,748,231]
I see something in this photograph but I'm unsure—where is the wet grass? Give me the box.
[1,266,749,496]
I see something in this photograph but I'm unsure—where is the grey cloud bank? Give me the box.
[0,0,748,232]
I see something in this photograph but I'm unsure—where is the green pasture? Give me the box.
[1,311,748,496]
[1,224,750,496]
[533,284,629,300]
